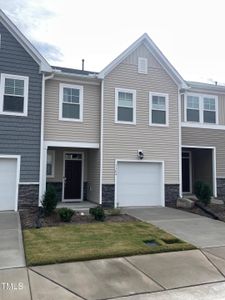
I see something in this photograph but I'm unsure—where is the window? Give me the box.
[149,92,168,126]
[203,97,216,123]
[47,150,55,177]
[138,57,148,74]
[59,83,83,121]
[186,95,200,122]
[185,93,218,124]
[115,88,136,124]
[0,73,29,116]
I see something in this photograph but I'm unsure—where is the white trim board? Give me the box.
[181,145,217,197]
[181,122,225,130]
[44,141,99,149]
[0,154,21,211]
[114,159,165,208]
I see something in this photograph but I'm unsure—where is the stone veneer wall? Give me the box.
[165,184,179,207]
[102,184,115,207]
[101,184,179,208]
[217,178,225,199]
[18,184,39,209]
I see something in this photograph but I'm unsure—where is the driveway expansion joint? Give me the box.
[123,257,165,291]
[28,268,87,300]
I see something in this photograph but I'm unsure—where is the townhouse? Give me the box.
[0,9,225,211]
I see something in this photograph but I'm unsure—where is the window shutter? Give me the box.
[138,57,148,74]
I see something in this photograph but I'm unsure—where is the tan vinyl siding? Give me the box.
[103,44,179,184]
[181,90,225,125]
[87,149,100,203]
[44,79,101,143]
[182,127,225,177]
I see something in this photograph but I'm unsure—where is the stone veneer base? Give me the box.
[18,184,39,209]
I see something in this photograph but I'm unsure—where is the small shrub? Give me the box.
[199,184,212,206]
[107,208,121,216]
[89,206,105,221]
[41,185,57,216]
[58,208,74,222]
[194,181,212,206]
[194,181,204,199]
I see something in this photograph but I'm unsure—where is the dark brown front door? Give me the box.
[64,159,82,200]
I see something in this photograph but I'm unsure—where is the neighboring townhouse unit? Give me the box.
[1,9,225,212]
[0,10,52,211]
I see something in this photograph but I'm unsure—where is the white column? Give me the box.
[39,145,47,205]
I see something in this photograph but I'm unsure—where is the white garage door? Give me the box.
[0,158,18,211]
[117,162,164,207]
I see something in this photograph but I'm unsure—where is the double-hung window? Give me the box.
[185,93,218,124]
[203,97,216,123]
[59,83,83,121]
[0,73,29,116]
[149,92,168,126]
[115,88,136,124]
[186,95,200,122]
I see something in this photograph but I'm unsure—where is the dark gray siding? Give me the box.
[0,22,42,182]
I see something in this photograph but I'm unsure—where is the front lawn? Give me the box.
[23,221,195,266]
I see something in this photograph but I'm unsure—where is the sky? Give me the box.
[1,0,225,84]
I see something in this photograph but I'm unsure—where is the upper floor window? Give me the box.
[149,92,168,126]
[47,150,55,178]
[0,73,29,116]
[115,88,136,124]
[185,93,218,124]
[59,83,83,122]
[138,57,148,74]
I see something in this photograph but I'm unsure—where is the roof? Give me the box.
[98,33,188,89]
[0,9,52,73]
[52,66,98,77]
[186,81,225,93]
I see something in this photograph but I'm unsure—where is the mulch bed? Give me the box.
[20,208,137,229]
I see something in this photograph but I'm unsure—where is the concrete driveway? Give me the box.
[0,212,25,269]
[123,207,225,248]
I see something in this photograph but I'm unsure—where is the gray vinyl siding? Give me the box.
[181,90,225,124]
[44,79,100,143]
[0,22,42,182]
[103,44,180,184]
[182,127,225,177]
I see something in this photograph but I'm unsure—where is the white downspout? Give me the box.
[99,79,104,204]
[38,73,54,205]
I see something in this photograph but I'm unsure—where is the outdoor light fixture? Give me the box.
[137,150,144,160]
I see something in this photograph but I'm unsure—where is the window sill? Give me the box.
[0,111,27,117]
[115,120,136,125]
[181,122,224,130]
[59,117,83,123]
[149,123,169,127]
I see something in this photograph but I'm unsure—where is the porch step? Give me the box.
[57,201,97,212]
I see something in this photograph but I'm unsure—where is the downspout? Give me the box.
[178,90,183,198]
[38,73,54,205]
[99,79,104,204]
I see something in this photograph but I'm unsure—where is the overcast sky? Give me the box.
[1,0,225,84]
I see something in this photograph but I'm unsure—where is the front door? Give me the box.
[63,153,83,202]
[182,151,191,193]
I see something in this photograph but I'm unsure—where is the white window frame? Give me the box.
[46,150,55,178]
[138,57,148,74]
[0,73,29,117]
[184,93,218,125]
[115,88,136,125]
[59,83,83,122]
[149,92,169,127]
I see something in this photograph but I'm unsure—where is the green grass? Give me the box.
[23,221,195,266]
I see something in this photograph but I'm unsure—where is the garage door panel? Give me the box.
[117,162,163,207]
[0,158,17,211]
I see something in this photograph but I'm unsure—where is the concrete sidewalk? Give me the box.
[1,249,225,300]
[0,212,25,269]
[123,207,225,248]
